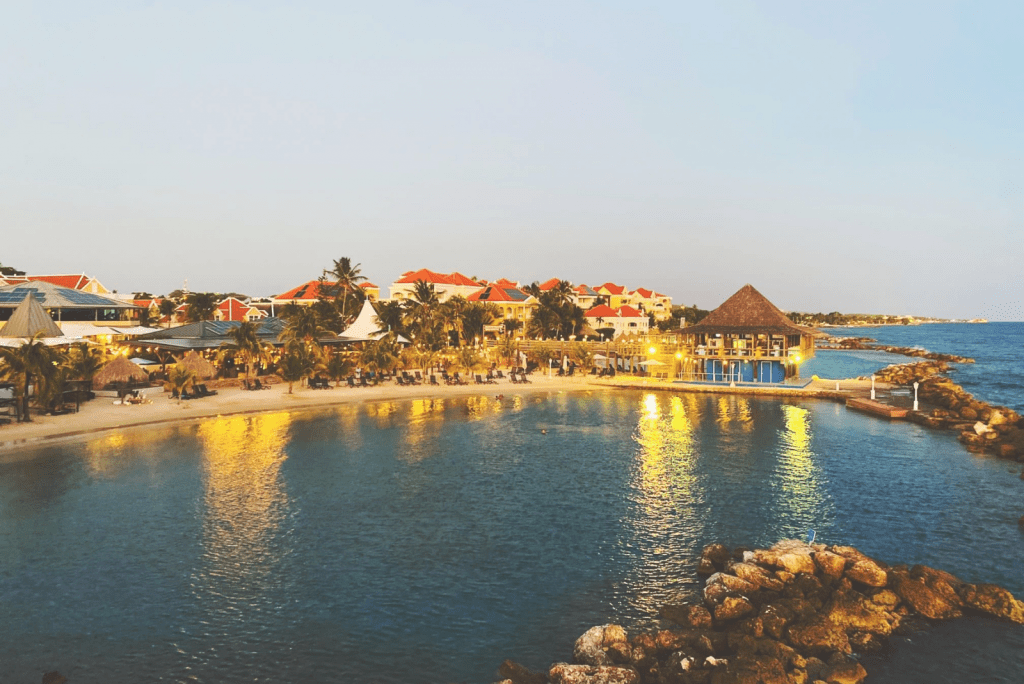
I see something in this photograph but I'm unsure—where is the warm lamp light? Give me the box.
[648,347,656,354]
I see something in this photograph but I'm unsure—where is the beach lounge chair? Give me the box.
[496,370,505,379]
[429,375,440,386]
[197,384,218,396]
[347,377,357,388]
[474,374,486,385]
[254,379,269,390]
[518,372,531,384]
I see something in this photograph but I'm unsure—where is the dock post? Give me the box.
[913,382,919,412]
[871,375,876,400]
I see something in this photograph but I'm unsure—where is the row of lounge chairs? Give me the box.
[241,379,271,391]
[171,384,219,400]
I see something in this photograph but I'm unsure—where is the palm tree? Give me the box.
[326,257,367,323]
[281,306,330,355]
[164,366,197,404]
[185,292,218,322]
[497,336,517,367]
[571,342,595,375]
[222,321,270,384]
[323,354,352,387]
[359,337,401,375]
[67,342,106,387]
[436,298,466,347]
[158,299,177,328]
[0,334,60,422]
[373,300,405,336]
[455,347,483,374]
[277,341,316,394]
[460,302,500,345]
[405,280,440,343]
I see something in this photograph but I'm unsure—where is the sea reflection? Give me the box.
[623,393,705,615]
[770,403,831,535]
[402,398,447,461]
[192,413,292,614]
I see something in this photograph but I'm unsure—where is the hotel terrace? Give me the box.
[676,284,818,383]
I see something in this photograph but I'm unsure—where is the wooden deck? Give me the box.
[845,397,909,419]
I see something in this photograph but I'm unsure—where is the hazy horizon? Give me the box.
[2,2,1022,321]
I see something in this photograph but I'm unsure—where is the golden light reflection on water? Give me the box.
[401,398,447,461]
[624,393,703,614]
[195,412,292,598]
[774,404,826,518]
[715,396,753,431]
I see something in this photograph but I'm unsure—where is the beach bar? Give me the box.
[678,284,817,383]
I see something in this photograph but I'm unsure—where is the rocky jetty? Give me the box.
[870,361,1024,462]
[493,540,1024,684]
[828,338,974,364]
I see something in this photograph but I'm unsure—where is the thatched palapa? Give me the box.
[0,293,64,339]
[681,284,816,336]
[93,355,151,389]
[176,350,217,379]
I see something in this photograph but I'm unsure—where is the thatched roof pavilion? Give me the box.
[93,355,150,389]
[680,284,817,383]
[176,350,217,379]
[0,293,64,339]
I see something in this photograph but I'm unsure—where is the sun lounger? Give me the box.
[429,375,439,386]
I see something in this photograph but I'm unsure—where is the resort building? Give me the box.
[215,297,267,322]
[388,269,483,303]
[0,281,137,324]
[467,283,537,329]
[678,284,817,383]
[627,287,673,320]
[0,273,110,295]
[584,304,650,339]
[272,280,335,307]
[596,282,629,309]
[360,282,380,302]
[572,284,601,310]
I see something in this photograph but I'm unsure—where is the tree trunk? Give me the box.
[22,372,31,422]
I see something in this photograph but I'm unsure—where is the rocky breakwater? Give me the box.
[492,540,1024,684]
[828,337,974,364]
[872,362,1024,463]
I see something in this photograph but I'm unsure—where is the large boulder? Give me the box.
[823,657,868,684]
[499,660,548,684]
[786,618,852,657]
[812,551,847,580]
[574,625,627,666]
[732,562,785,591]
[958,584,1024,624]
[659,603,713,629]
[715,596,755,622]
[707,571,761,595]
[549,663,640,684]
[889,568,962,620]
[844,560,888,588]
[823,593,897,636]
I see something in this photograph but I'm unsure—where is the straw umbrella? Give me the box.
[176,350,217,380]
[93,355,150,394]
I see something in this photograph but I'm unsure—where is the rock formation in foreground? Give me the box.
[493,540,1024,684]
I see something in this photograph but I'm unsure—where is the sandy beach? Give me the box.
[0,373,876,456]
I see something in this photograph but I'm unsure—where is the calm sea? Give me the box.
[0,323,1022,684]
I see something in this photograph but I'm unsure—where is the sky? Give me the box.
[1,1,1022,320]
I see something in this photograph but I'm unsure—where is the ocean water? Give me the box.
[819,322,1024,411]
[0,324,1022,684]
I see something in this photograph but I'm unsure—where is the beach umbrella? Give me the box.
[176,350,217,379]
[93,355,150,389]
[640,359,666,366]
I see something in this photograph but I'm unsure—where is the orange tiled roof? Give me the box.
[467,286,531,303]
[395,269,482,287]
[586,304,646,319]
[537,278,562,291]
[360,282,378,289]
[491,278,520,289]
[275,280,334,300]
[585,304,618,318]
[632,287,654,299]
[598,282,626,295]
[23,274,92,290]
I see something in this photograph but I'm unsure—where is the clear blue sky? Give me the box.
[2,1,1021,319]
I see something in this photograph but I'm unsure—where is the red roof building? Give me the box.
[584,303,649,338]
[389,269,485,302]
[2,273,109,294]
[216,297,266,322]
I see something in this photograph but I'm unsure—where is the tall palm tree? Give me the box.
[326,257,367,323]
[460,302,500,345]
[359,336,400,375]
[405,280,440,343]
[67,342,106,387]
[158,299,177,328]
[281,306,330,355]
[164,366,197,404]
[185,292,218,322]
[373,300,405,336]
[0,334,61,422]
[277,341,316,393]
[222,321,271,383]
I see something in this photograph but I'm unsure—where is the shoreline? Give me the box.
[0,374,876,457]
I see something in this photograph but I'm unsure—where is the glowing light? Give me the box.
[675,352,682,360]
[648,347,657,354]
